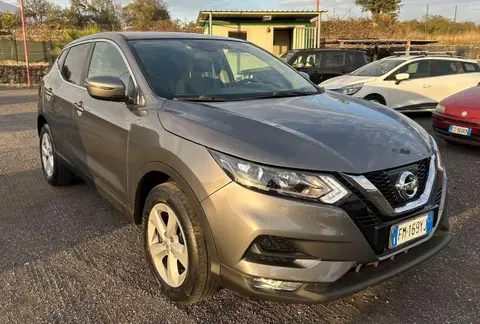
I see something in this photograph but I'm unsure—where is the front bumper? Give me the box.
[201,169,450,303]
[432,112,480,146]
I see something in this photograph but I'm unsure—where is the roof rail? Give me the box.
[392,51,459,57]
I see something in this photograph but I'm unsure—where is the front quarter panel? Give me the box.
[128,104,232,206]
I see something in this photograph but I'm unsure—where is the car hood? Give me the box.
[159,92,432,174]
[320,75,378,89]
[441,86,480,120]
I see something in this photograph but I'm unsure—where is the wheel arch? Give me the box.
[37,114,48,136]
[132,161,221,276]
[364,93,387,105]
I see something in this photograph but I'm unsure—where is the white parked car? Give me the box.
[320,55,480,112]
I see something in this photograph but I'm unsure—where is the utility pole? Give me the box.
[315,0,321,48]
[19,0,30,86]
[425,4,429,35]
[453,5,457,44]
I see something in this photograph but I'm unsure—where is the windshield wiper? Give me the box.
[173,95,231,102]
[238,90,321,100]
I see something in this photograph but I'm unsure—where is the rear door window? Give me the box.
[61,43,91,86]
[462,62,480,73]
[322,52,346,68]
[432,60,459,76]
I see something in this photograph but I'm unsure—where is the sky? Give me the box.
[165,0,480,23]
[4,0,480,23]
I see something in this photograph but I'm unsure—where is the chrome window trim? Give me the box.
[343,155,436,216]
[56,38,140,102]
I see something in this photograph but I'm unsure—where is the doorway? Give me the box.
[273,29,293,56]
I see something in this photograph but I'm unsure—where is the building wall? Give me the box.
[205,22,312,54]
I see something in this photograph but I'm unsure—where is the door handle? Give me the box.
[45,87,53,95]
[422,84,431,88]
[74,101,84,116]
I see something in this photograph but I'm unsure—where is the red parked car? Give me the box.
[432,85,480,146]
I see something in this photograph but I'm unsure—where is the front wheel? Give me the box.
[39,124,75,186]
[143,182,218,303]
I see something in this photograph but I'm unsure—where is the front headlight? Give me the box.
[210,151,349,204]
[431,136,445,172]
[435,103,446,114]
[337,83,363,95]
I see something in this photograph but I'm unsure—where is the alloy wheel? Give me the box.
[147,203,188,288]
[41,133,54,177]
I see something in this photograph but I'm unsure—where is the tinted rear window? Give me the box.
[323,52,347,67]
[62,43,90,86]
[433,60,459,76]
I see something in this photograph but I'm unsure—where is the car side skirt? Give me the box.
[395,103,437,113]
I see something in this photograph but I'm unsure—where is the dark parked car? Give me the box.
[281,49,369,84]
[38,32,450,304]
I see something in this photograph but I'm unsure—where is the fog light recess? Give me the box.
[253,278,302,292]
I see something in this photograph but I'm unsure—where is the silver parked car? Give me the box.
[37,32,450,303]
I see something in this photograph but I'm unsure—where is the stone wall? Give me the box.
[0,64,50,85]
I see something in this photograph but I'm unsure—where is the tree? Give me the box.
[89,0,121,30]
[44,3,67,27]
[355,0,402,17]
[0,12,20,30]
[122,0,170,30]
[21,0,49,24]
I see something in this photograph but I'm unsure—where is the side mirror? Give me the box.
[293,62,306,70]
[395,73,410,84]
[85,76,128,102]
[299,71,310,80]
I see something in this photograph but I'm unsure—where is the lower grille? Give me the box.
[253,235,297,253]
[435,188,443,205]
[245,252,299,267]
[244,236,309,268]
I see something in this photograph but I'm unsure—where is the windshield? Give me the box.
[280,51,295,62]
[351,59,406,77]
[129,39,319,100]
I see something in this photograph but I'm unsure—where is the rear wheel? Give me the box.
[143,182,218,303]
[39,124,75,186]
[365,94,386,106]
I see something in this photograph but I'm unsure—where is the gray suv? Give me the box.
[37,32,450,303]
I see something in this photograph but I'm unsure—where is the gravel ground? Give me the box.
[1,88,479,324]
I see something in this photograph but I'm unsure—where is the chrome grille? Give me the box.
[364,158,430,208]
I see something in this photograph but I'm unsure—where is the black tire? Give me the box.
[39,124,75,186]
[143,182,218,303]
[365,94,386,106]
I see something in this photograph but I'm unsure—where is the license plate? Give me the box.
[389,212,434,248]
[449,125,472,136]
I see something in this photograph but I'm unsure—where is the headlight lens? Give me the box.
[211,151,349,204]
[435,103,446,114]
[337,83,363,95]
[431,136,445,171]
